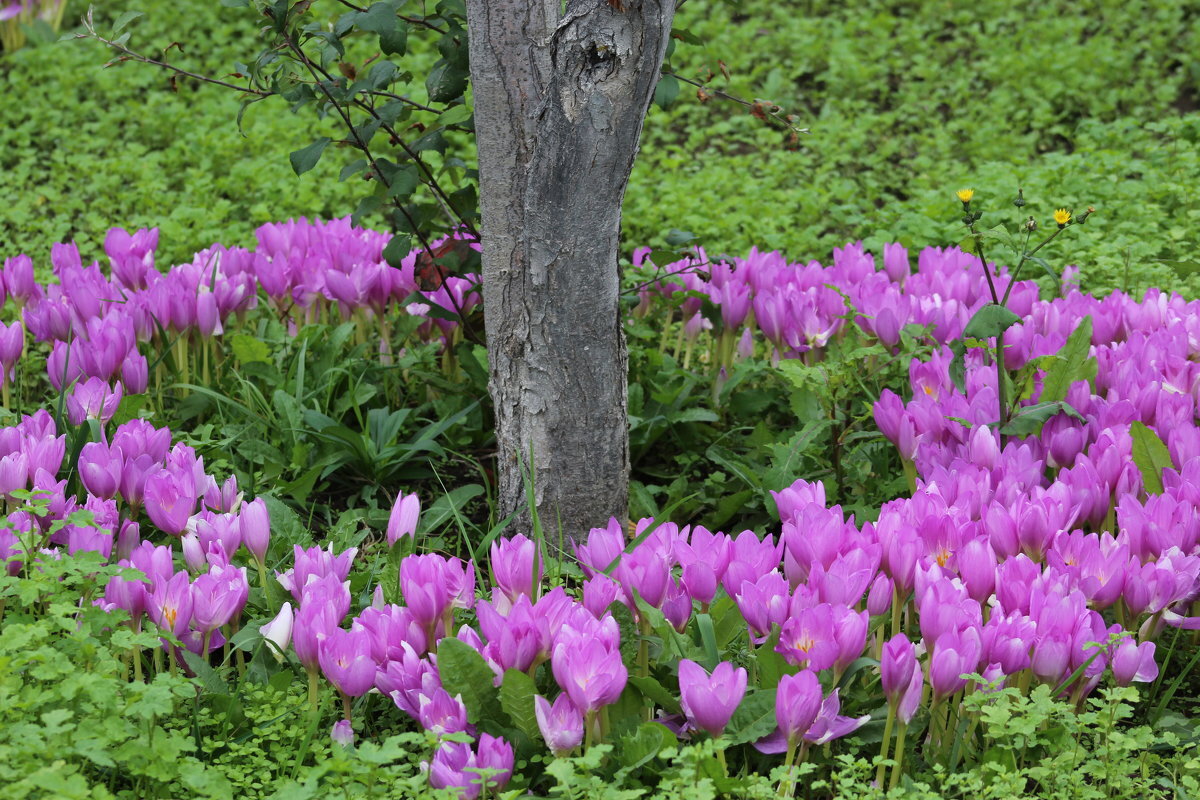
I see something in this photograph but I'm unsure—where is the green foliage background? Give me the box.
[3,0,1199,295]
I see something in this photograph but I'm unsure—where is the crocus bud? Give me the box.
[239,498,271,565]
[331,719,355,748]
[1111,639,1157,686]
[535,693,584,756]
[678,659,747,738]
[181,532,206,572]
[387,492,420,546]
[260,602,294,661]
[490,533,543,602]
[867,574,893,616]
[318,626,376,697]
[475,733,514,789]
[78,442,123,500]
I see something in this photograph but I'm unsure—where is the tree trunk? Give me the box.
[466,0,675,544]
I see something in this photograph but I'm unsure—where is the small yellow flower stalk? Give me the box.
[956,188,975,205]
[1053,208,1072,228]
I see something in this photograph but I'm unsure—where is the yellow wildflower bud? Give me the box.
[956,188,975,204]
[1053,208,1071,227]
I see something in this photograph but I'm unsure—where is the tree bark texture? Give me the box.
[466,0,675,544]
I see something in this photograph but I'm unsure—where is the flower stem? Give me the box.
[889,722,908,790]
[876,703,896,789]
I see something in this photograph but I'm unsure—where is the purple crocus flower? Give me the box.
[490,534,543,603]
[260,602,294,661]
[417,687,470,736]
[65,377,123,426]
[318,626,377,697]
[331,719,355,747]
[475,733,514,788]
[387,491,420,546]
[239,497,270,565]
[190,564,249,635]
[428,741,482,800]
[79,441,123,500]
[143,469,197,536]
[277,543,358,602]
[754,669,823,753]
[678,659,747,737]
[535,693,584,756]
[551,639,627,714]
[477,594,551,674]
[146,570,193,640]
[1110,638,1157,686]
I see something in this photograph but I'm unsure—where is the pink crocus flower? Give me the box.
[534,693,584,756]
[677,659,747,737]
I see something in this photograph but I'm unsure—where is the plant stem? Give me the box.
[889,722,908,790]
[876,704,896,789]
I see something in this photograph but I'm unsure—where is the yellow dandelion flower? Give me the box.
[1053,208,1071,226]
[956,188,975,204]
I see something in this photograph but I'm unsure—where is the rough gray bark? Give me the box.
[466,0,676,543]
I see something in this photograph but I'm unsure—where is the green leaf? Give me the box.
[382,235,412,269]
[498,669,539,741]
[436,638,504,727]
[111,10,144,35]
[979,223,1018,254]
[999,400,1084,437]
[289,137,331,176]
[753,627,791,690]
[1028,254,1058,284]
[725,688,777,745]
[1158,259,1200,277]
[426,62,468,103]
[665,229,697,247]
[962,303,1022,339]
[355,2,407,55]
[948,339,967,394]
[654,74,681,110]
[617,722,676,769]
[436,105,473,128]
[1131,421,1173,495]
[1039,316,1095,404]
[627,675,682,715]
[230,333,271,363]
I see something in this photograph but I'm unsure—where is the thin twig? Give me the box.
[81,24,270,97]
[666,69,809,136]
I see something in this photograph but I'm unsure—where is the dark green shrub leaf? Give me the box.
[289,137,331,176]
[963,304,1022,339]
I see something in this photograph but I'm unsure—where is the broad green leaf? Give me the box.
[289,137,331,176]
[628,675,683,715]
[963,304,1022,339]
[437,638,504,726]
[1131,421,1173,495]
[1039,316,1095,404]
[230,333,271,363]
[725,688,777,745]
[498,670,539,741]
[617,722,676,769]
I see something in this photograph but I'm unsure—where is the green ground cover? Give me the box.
[4,0,1199,295]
